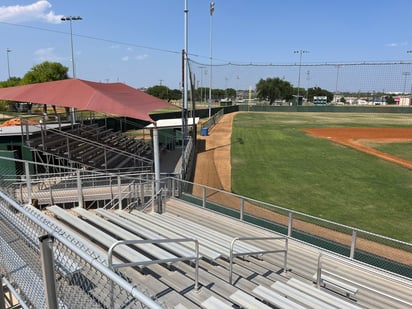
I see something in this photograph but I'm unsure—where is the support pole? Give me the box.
[39,235,58,309]
[350,230,357,259]
[77,170,83,208]
[153,124,161,213]
[24,161,32,204]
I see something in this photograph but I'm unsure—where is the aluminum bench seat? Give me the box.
[271,281,336,309]
[72,207,178,263]
[96,209,197,259]
[200,296,233,309]
[47,206,152,266]
[288,278,362,309]
[229,289,272,309]
[156,212,264,255]
[129,210,223,260]
[121,210,221,260]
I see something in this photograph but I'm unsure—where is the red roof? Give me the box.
[0,79,176,122]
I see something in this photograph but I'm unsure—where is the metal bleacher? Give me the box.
[1,157,412,308]
[24,122,153,172]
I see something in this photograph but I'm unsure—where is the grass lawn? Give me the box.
[231,112,412,242]
[372,142,412,162]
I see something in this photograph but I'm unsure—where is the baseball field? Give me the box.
[226,112,412,242]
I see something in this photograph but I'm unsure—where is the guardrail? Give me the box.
[0,191,163,309]
[108,238,200,290]
[160,177,412,280]
[229,236,288,285]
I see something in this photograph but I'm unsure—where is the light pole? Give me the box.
[402,72,410,94]
[61,16,82,78]
[198,66,206,103]
[294,50,309,106]
[209,2,215,118]
[335,65,342,102]
[61,16,82,124]
[6,48,11,79]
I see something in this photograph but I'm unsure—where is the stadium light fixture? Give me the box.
[61,16,82,78]
[209,2,215,118]
[61,16,82,124]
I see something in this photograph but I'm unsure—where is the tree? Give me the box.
[21,61,69,84]
[146,85,182,101]
[0,77,22,88]
[307,87,334,102]
[385,95,396,105]
[256,77,294,104]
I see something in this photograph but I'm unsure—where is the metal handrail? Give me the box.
[107,238,200,291]
[0,191,163,309]
[229,236,288,285]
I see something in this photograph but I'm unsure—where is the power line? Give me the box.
[3,21,412,69]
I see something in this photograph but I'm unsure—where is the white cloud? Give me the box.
[121,56,129,61]
[34,47,63,62]
[0,1,63,23]
[135,54,148,60]
[386,42,408,47]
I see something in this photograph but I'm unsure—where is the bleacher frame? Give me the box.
[0,157,412,308]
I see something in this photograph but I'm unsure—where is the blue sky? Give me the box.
[1,0,412,92]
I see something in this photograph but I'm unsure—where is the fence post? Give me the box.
[39,234,58,309]
[77,170,83,208]
[240,198,244,221]
[288,212,293,237]
[24,161,32,204]
[350,229,357,259]
[117,175,122,210]
[202,186,206,208]
[139,183,145,207]
[151,181,155,212]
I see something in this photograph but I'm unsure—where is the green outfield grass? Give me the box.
[230,112,412,241]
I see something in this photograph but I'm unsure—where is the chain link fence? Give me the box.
[0,156,164,308]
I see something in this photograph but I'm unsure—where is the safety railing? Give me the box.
[229,236,289,285]
[0,191,164,309]
[158,177,412,280]
[108,238,200,290]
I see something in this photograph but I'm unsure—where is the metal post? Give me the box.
[117,175,122,210]
[208,2,215,118]
[139,183,145,208]
[77,170,83,208]
[350,229,357,259]
[239,198,244,221]
[153,125,160,195]
[202,186,206,208]
[0,276,6,309]
[24,161,32,204]
[287,212,293,237]
[316,253,322,288]
[6,48,11,79]
[39,235,58,309]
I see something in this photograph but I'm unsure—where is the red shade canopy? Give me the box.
[0,79,176,122]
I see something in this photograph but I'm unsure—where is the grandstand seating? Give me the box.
[38,198,412,308]
[24,123,153,171]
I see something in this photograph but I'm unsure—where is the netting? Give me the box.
[189,59,412,99]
